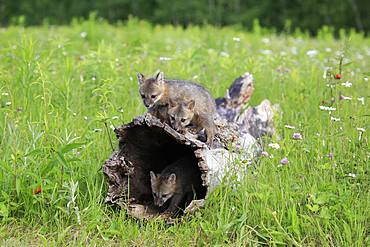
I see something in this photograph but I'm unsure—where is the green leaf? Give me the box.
[60,142,85,154]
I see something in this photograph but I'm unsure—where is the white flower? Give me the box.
[356,127,365,132]
[220,51,229,57]
[284,124,295,129]
[5,101,11,106]
[159,56,172,61]
[347,173,356,178]
[341,81,352,87]
[262,38,270,44]
[319,106,336,111]
[291,47,298,55]
[193,75,199,80]
[268,143,280,149]
[80,32,87,38]
[357,97,364,105]
[306,50,318,57]
[330,116,341,122]
[1,92,9,96]
[325,47,332,52]
[261,49,272,55]
[364,77,368,81]
[84,116,88,120]
[232,37,241,42]
[340,95,352,100]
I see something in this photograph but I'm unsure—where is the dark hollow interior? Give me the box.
[119,125,207,213]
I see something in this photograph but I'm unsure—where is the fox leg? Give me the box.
[198,115,215,145]
[165,194,183,216]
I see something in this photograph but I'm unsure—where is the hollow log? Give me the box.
[103,72,278,219]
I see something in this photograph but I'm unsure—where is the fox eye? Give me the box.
[140,94,145,98]
[162,194,168,198]
[151,95,157,99]
[181,118,186,123]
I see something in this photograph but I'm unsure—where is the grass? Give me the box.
[0,17,369,246]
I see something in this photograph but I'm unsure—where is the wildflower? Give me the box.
[347,173,356,178]
[284,124,295,129]
[341,81,352,87]
[159,56,172,61]
[364,77,368,81]
[327,153,334,160]
[1,92,9,96]
[232,37,241,42]
[335,74,342,79]
[220,51,229,57]
[268,143,280,149]
[280,157,289,165]
[325,47,332,52]
[291,47,298,55]
[357,97,364,105]
[292,133,302,140]
[261,151,269,157]
[306,50,318,57]
[330,116,341,122]
[261,49,272,55]
[339,95,352,101]
[32,187,42,195]
[84,116,88,120]
[5,101,11,106]
[319,106,336,111]
[91,75,96,81]
[80,31,87,38]
[261,38,270,44]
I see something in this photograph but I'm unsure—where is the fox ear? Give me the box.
[150,171,157,183]
[137,72,145,85]
[187,100,195,110]
[168,173,176,184]
[155,71,165,84]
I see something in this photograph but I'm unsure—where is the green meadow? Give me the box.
[0,17,369,246]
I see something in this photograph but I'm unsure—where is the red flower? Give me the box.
[32,187,42,195]
[335,74,342,79]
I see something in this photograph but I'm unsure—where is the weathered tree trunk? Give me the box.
[103,72,278,219]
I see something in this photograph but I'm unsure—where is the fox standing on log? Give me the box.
[137,71,216,145]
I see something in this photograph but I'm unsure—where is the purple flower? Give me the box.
[261,151,269,157]
[280,157,289,165]
[327,153,334,160]
[292,132,302,140]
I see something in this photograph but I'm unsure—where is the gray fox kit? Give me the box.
[137,71,216,144]
[149,155,203,216]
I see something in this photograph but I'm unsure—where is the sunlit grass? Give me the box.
[0,17,369,246]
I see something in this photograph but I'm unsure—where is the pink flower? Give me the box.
[280,157,289,165]
[292,133,302,140]
[327,153,334,160]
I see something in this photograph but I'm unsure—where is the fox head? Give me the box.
[137,72,166,108]
[167,99,195,131]
[150,171,176,207]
